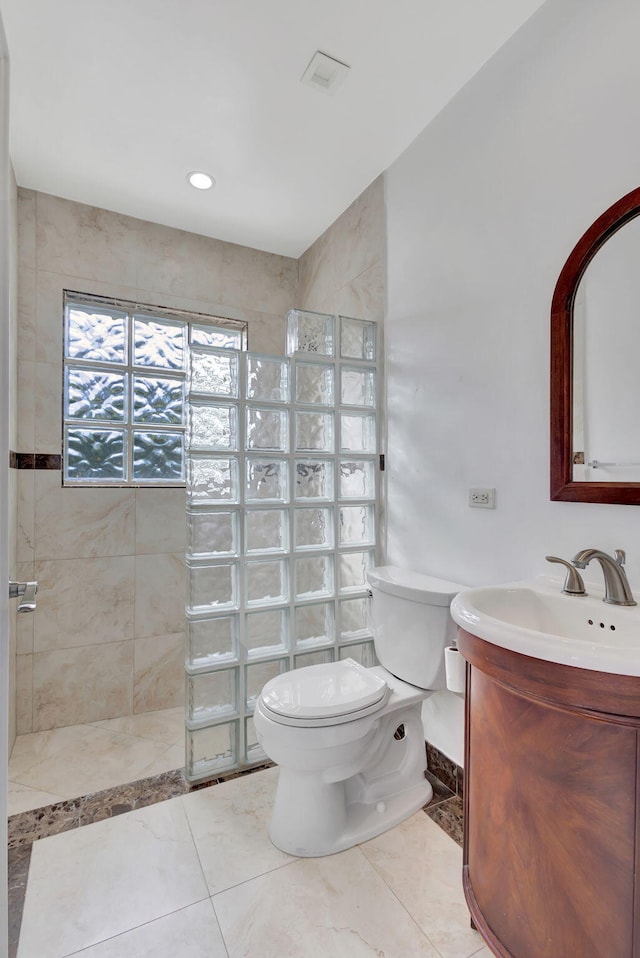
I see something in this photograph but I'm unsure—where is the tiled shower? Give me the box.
[10,177,385,773]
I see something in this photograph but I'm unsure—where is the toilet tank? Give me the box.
[367,565,466,690]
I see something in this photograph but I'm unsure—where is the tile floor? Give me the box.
[8,707,185,816]
[16,766,491,958]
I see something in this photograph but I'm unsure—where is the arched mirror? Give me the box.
[550,186,640,504]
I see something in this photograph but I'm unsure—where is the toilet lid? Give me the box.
[260,658,388,721]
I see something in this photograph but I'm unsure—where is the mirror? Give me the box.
[550,186,640,504]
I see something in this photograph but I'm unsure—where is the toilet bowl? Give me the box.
[253,565,465,857]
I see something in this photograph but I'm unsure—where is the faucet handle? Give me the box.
[545,556,587,596]
[615,549,626,567]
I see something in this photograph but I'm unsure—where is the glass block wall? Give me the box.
[184,310,381,781]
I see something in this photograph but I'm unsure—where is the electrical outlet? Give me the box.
[469,487,496,509]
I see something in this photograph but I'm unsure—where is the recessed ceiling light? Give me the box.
[187,171,215,190]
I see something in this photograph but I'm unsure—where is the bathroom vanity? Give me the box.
[452,576,640,958]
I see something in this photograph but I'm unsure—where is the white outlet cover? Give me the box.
[469,487,496,509]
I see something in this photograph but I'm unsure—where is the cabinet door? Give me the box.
[466,667,637,958]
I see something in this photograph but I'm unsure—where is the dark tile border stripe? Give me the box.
[9,748,462,849]
[9,451,62,470]
[426,741,464,800]
[8,844,32,958]
[424,795,463,845]
[8,762,273,848]
[422,741,465,849]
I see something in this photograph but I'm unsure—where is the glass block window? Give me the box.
[185,310,382,781]
[63,292,247,485]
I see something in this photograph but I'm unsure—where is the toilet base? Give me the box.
[268,768,432,857]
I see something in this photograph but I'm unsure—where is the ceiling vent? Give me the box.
[301,51,350,96]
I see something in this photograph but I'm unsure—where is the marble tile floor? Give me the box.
[8,706,185,816]
[14,766,489,958]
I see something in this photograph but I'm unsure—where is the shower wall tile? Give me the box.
[16,612,34,658]
[34,360,63,453]
[134,632,184,713]
[296,176,385,320]
[17,360,35,454]
[35,473,136,560]
[297,228,335,312]
[17,471,35,563]
[135,553,186,638]
[136,220,225,302]
[17,266,36,360]
[249,311,287,355]
[334,261,386,324]
[33,556,135,652]
[9,613,17,747]
[17,188,36,268]
[333,177,385,292]
[35,269,140,364]
[34,268,64,364]
[10,171,18,446]
[145,290,248,327]
[32,640,134,730]
[16,562,36,655]
[8,465,18,573]
[36,192,139,286]
[16,653,33,735]
[135,489,187,556]
[221,242,298,315]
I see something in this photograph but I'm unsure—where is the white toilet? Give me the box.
[253,564,464,857]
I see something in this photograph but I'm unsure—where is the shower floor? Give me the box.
[8,707,184,816]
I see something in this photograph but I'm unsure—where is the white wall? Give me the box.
[385,0,640,762]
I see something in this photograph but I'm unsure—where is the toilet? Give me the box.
[253,564,465,857]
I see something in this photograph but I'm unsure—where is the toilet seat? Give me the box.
[259,658,390,728]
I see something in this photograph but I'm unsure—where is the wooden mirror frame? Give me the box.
[551,186,640,504]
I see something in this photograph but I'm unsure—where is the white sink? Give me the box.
[450,575,640,675]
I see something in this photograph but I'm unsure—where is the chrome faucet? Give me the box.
[571,549,637,606]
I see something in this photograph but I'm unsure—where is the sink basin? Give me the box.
[450,575,640,675]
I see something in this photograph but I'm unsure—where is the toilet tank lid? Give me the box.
[366,565,466,606]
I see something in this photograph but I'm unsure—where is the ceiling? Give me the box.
[1,0,546,258]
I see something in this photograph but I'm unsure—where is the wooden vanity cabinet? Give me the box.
[457,627,640,958]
